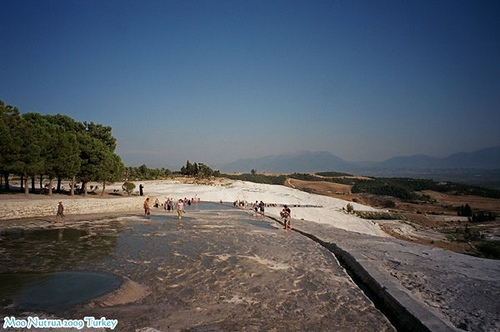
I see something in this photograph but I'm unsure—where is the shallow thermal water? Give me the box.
[0,203,394,331]
[0,271,122,313]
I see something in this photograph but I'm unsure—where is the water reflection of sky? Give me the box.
[0,272,122,313]
[0,205,275,314]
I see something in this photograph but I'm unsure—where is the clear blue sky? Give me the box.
[1,0,499,169]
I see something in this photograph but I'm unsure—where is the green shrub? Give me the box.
[122,181,136,196]
[383,200,396,208]
[476,241,500,259]
[346,203,354,213]
[354,211,405,220]
[315,171,352,177]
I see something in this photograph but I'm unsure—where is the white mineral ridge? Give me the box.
[127,179,386,237]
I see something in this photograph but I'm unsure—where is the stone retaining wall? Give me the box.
[0,196,144,220]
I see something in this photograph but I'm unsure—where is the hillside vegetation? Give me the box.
[225,172,500,200]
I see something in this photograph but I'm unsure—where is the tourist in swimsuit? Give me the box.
[144,198,151,216]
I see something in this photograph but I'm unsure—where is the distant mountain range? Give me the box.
[217,146,500,174]
[373,146,500,170]
[219,151,352,173]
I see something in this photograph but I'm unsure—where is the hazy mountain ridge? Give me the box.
[219,151,352,173]
[218,146,500,174]
[376,146,500,170]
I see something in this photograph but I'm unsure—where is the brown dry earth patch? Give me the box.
[285,178,500,256]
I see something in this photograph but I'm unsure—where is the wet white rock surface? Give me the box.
[291,218,500,332]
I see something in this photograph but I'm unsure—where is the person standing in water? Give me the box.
[176,199,185,220]
[259,201,265,215]
[55,201,66,224]
[281,205,291,230]
[144,197,151,217]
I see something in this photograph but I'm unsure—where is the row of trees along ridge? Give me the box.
[0,100,124,196]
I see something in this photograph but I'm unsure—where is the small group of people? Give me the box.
[164,198,174,211]
[234,199,292,230]
[252,201,292,229]
[252,201,266,215]
[54,194,290,230]
[143,195,293,230]
[143,196,193,220]
[233,200,247,208]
